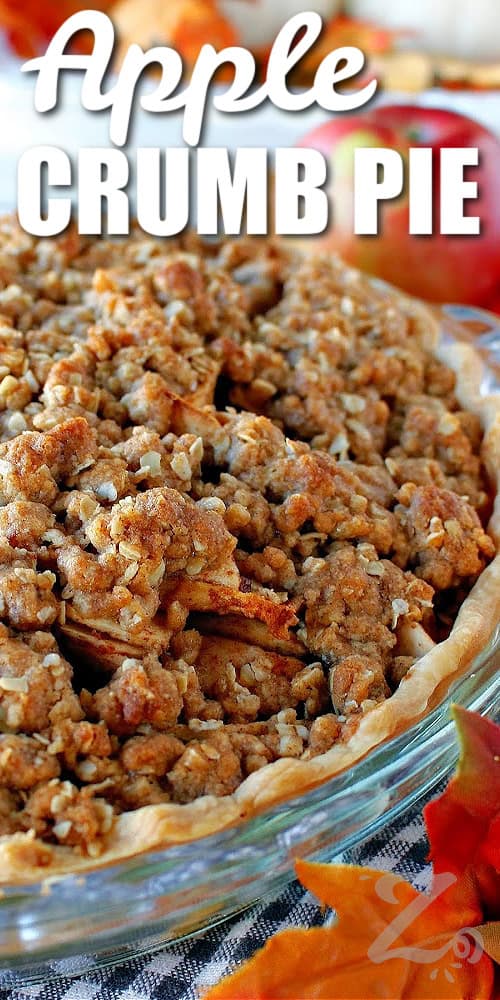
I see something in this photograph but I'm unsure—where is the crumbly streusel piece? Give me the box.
[395,484,495,590]
[0,626,82,732]
[295,545,434,715]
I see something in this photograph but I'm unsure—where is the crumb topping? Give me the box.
[0,219,494,861]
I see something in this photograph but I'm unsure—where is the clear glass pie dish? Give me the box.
[0,303,498,986]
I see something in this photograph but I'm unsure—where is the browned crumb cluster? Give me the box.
[0,219,494,861]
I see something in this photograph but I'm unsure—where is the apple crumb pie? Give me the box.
[0,218,498,881]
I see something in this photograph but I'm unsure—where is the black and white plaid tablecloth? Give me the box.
[0,786,440,1000]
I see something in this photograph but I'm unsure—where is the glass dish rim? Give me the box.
[0,301,498,971]
[3,622,499,896]
[0,626,498,975]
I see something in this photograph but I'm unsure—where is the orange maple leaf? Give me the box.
[207,707,500,1000]
[206,862,495,999]
[0,0,114,58]
[424,706,500,922]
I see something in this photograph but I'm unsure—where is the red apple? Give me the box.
[299,105,500,305]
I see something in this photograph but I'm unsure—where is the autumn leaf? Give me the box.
[424,706,500,922]
[1,0,238,63]
[0,0,114,58]
[206,862,495,999]
[475,924,500,966]
[207,708,500,1000]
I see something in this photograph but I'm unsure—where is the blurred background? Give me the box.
[1,1,500,309]
[1,0,499,86]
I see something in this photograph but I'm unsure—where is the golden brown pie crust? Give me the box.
[0,227,497,882]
